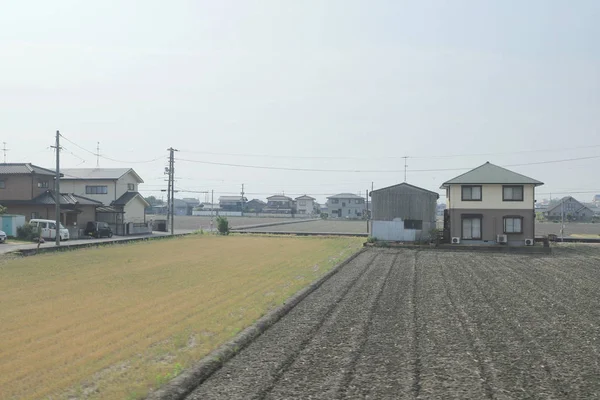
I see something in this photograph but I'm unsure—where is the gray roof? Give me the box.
[3,191,102,206]
[441,162,543,187]
[0,163,56,176]
[61,168,143,182]
[370,182,439,198]
[267,195,293,200]
[295,195,316,200]
[111,191,149,207]
[326,193,364,199]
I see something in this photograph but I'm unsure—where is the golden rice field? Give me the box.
[0,234,364,400]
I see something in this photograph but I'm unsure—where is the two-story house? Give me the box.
[441,162,543,246]
[295,195,316,215]
[60,168,149,225]
[326,193,365,218]
[0,163,101,229]
[263,195,294,214]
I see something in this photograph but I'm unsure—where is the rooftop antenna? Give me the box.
[96,142,100,167]
[2,142,9,163]
[402,156,409,182]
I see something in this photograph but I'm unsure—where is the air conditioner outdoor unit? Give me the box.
[451,237,460,244]
[497,234,508,244]
[525,238,534,246]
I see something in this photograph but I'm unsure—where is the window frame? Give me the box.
[503,216,524,234]
[461,214,483,240]
[503,185,524,202]
[404,219,423,230]
[461,185,482,201]
[85,185,108,195]
[37,181,49,188]
[0,180,5,189]
[127,183,135,191]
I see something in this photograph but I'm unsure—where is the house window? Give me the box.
[503,185,524,201]
[37,181,49,188]
[299,201,306,206]
[0,180,5,189]
[462,216,482,239]
[504,217,523,233]
[31,212,40,219]
[127,183,135,191]
[461,185,482,201]
[86,185,108,195]
[331,199,339,204]
[404,220,423,230]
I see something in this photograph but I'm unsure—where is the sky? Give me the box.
[1,0,598,204]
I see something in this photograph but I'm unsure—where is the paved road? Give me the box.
[186,247,600,399]
[0,230,195,255]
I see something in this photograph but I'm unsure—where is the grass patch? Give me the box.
[569,233,600,239]
[0,235,363,399]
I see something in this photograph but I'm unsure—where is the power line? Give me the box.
[179,143,600,161]
[176,154,600,174]
[59,134,163,164]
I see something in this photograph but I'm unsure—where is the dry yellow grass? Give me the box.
[0,234,364,400]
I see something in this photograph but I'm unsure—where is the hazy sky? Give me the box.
[1,0,598,204]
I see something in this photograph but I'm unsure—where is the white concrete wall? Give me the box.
[296,199,315,214]
[192,211,242,216]
[124,197,146,223]
[448,184,535,209]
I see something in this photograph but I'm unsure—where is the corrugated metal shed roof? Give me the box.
[12,191,104,205]
[441,162,543,187]
[219,196,246,201]
[61,168,143,182]
[0,163,56,176]
[370,183,439,198]
[326,193,364,199]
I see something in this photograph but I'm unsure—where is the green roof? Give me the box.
[441,162,543,187]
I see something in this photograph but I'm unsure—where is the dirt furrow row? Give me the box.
[414,251,491,399]
[264,252,397,399]
[343,250,417,399]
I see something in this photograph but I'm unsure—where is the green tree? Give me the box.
[0,204,6,215]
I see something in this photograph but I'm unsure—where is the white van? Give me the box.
[29,219,70,241]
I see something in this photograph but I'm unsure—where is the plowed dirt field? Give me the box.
[187,245,600,399]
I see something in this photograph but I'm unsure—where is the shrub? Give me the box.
[320,213,329,219]
[216,216,229,235]
[17,224,40,241]
[367,236,378,243]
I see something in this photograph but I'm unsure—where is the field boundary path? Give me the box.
[153,246,600,400]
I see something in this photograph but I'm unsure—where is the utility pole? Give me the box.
[166,148,179,235]
[96,142,100,167]
[52,131,61,246]
[164,164,171,232]
[210,189,214,231]
[366,189,369,234]
[2,142,9,163]
[241,184,245,216]
[402,156,409,182]
[561,199,564,242]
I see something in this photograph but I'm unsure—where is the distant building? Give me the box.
[593,194,600,206]
[245,199,267,213]
[295,195,316,215]
[219,196,247,212]
[370,183,439,241]
[545,197,595,221]
[263,195,294,214]
[326,193,365,219]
